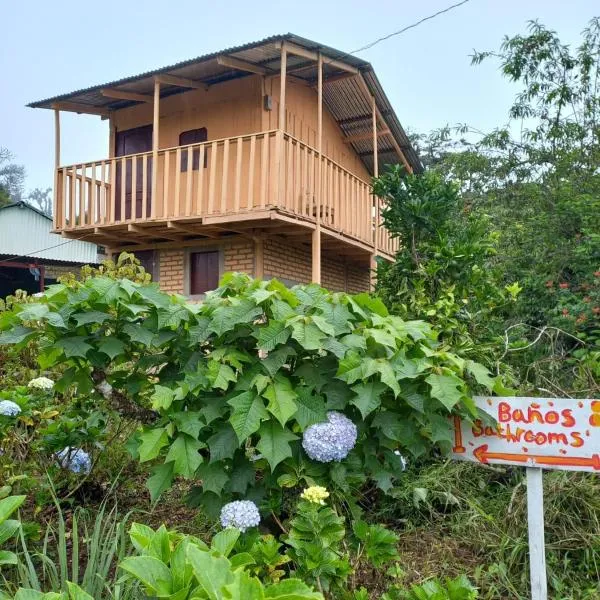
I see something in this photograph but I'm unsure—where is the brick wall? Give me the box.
[158,249,185,293]
[322,256,347,293]
[44,264,79,280]
[223,239,255,274]
[346,264,371,294]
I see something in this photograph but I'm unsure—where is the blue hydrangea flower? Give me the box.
[220,500,261,532]
[0,400,21,417]
[55,447,92,474]
[302,411,357,463]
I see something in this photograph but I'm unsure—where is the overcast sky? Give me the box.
[1,0,598,193]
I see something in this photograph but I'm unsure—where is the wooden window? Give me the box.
[179,128,208,171]
[190,251,219,295]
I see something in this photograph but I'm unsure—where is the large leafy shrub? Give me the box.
[0,273,499,514]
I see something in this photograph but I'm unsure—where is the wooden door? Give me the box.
[190,251,219,295]
[115,125,153,221]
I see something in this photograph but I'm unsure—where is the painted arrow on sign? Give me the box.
[473,444,600,470]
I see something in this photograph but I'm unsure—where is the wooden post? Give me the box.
[370,95,379,291]
[275,44,287,207]
[311,52,323,284]
[53,109,61,224]
[526,468,548,600]
[254,236,264,279]
[151,79,160,218]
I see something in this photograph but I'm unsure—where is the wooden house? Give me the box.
[29,34,422,296]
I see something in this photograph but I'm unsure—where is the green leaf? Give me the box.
[465,360,496,390]
[426,372,465,411]
[337,353,379,385]
[151,385,176,411]
[136,284,170,308]
[428,414,454,444]
[0,519,21,545]
[263,376,297,427]
[377,360,401,397]
[157,304,190,329]
[138,428,169,462]
[0,325,36,345]
[350,382,386,418]
[210,299,262,337]
[197,463,229,496]
[261,346,296,377]
[122,323,154,346]
[294,387,327,429]
[66,582,95,600]
[119,555,173,596]
[187,544,234,600]
[311,314,335,336]
[211,528,240,557]
[71,311,111,326]
[0,495,25,524]
[225,570,264,600]
[228,391,268,443]
[265,578,323,598]
[0,550,18,566]
[208,425,239,463]
[17,303,49,321]
[56,336,93,358]
[189,317,212,344]
[97,336,126,359]
[166,434,204,478]
[172,411,205,439]
[318,302,353,335]
[290,319,324,350]
[88,277,123,302]
[207,361,237,391]
[256,321,291,351]
[146,462,174,503]
[256,422,298,471]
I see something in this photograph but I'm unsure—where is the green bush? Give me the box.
[0,273,500,517]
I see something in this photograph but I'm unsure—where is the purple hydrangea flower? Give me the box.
[56,447,92,474]
[0,400,21,417]
[220,500,261,532]
[302,411,357,463]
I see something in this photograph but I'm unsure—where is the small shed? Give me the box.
[0,202,100,297]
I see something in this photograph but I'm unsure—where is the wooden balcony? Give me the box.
[54,130,398,259]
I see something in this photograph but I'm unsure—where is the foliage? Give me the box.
[351,521,400,569]
[284,496,349,593]
[0,496,25,569]
[0,271,499,515]
[58,252,151,286]
[373,167,510,361]
[0,149,25,206]
[119,521,323,599]
[382,575,478,600]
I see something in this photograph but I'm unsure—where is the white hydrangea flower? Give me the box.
[55,447,92,474]
[0,400,22,417]
[302,411,357,463]
[28,377,55,391]
[220,500,261,532]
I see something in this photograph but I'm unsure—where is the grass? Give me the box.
[373,460,600,599]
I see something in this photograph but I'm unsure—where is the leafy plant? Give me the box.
[0,495,25,569]
[284,493,349,593]
[382,575,478,600]
[351,521,400,568]
[0,272,500,515]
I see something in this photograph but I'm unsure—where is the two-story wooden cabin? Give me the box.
[29,34,422,296]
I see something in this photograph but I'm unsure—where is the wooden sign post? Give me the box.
[452,396,600,600]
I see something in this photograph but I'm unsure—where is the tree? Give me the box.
[28,187,53,216]
[0,148,25,206]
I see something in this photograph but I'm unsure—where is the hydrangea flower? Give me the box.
[302,411,357,463]
[28,377,54,391]
[300,485,330,505]
[0,400,22,417]
[55,447,92,474]
[220,500,261,532]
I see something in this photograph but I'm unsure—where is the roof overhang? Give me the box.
[28,33,423,175]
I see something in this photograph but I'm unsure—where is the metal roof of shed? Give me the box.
[28,33,422,175]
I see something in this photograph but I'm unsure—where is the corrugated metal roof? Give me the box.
[28,33,422,174]
[0,203,99,264]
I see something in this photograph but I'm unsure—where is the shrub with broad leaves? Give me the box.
[0,272,502,515]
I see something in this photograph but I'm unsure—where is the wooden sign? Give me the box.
[451,396,600,600]
[452,396,600,471]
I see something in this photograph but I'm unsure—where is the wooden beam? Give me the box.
[53,109,60,226]
[217,55,272,76]
[354,74,413,174]
[154,74,207,90]
[254,236,264,278]
[151,80,160,218]
[129,223,182,242]
[312,52,323,285]
[344,129,391,145]
[282,42,358,74]
[313,71,357,87]
[275,44,287,209]
[370,94,379,291]
[94,227,140,243]
[51,102,109,117]
[101,88,153,103]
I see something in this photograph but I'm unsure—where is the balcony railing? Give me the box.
[54,129,398,256]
